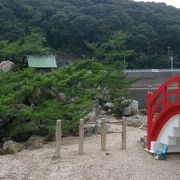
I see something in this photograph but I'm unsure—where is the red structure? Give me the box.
[147,75,180,151]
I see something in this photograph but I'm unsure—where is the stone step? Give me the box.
[159,135,176,146]
[168,136,176,145]
[173,127,180,137]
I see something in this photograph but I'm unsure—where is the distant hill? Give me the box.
[0,0,180,68]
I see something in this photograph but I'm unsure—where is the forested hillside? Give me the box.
[1,0,180,68]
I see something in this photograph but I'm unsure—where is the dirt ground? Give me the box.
[0,121,180,180]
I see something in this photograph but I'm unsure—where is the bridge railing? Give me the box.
[147,75,180,150]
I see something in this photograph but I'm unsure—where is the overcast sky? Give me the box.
[134,0,180,8]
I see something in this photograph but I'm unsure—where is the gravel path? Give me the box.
[0,123,180,180]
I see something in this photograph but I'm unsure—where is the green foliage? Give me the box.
[87,31,134,64]
[0,32,50,64]
[0,60,132,138]
[20,32,51,55]
[0,0,180,68]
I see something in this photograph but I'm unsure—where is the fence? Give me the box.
[125,69,180,73]
[55,117,127,158]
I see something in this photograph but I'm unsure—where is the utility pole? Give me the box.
[170,56,174,70]
[167,46,171,69]
[167,46,171,60]
[123,45,126,71]
[123,54,126,71]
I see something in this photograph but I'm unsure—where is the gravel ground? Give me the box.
[0,123,180,180]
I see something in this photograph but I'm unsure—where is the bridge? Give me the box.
[147,75,180,153]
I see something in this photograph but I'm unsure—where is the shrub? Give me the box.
[0,60,132,140]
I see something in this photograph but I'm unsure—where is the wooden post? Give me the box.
[122,117,127,150]
[56,119,62,158]
[79,118,84,155]
[101,118,106,151]
[147,91,153,150]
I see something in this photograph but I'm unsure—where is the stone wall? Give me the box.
[126,70,180,108]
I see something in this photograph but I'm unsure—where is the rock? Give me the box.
[1,135,46,154]
[84,122,106,136]
[99,110,106,115]
[92,100,102,114]
[104,102,114,110]
[107,109,112,114]
[84,124,96,136]
[0,60,14,72]
[96,96,107,107]
[24,135,45,150]
[45,133,54,142]
[58,92,66,102]
[70,96,79,103]
[123,100,139,116]
[139,109,147,115]
[84,112,97,122]
[15,104,28,109]
[84,117,110,136]
[95,117,102,124]
[126,114,147,129]
[94,123,102,134]
[2,140,24,154]
[96,89,110,107]
[95,118,110,134]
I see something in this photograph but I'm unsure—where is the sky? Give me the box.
[134,0,180,8]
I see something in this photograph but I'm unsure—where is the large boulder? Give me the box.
[126,114,147,129]
[2,140,24,154]
[1,135,46,154]
[104,102,114,110]
[84,112,97,122]
[0,60,14,72]
[123,100,139,116]
[15,104,28,109]
[24,135,45,150]
[139,109,147,115]
[58,92,65,102]
[96,89,110,107]
[92,100,102,114]
[84,124,97,136]
[84,117,110,136]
